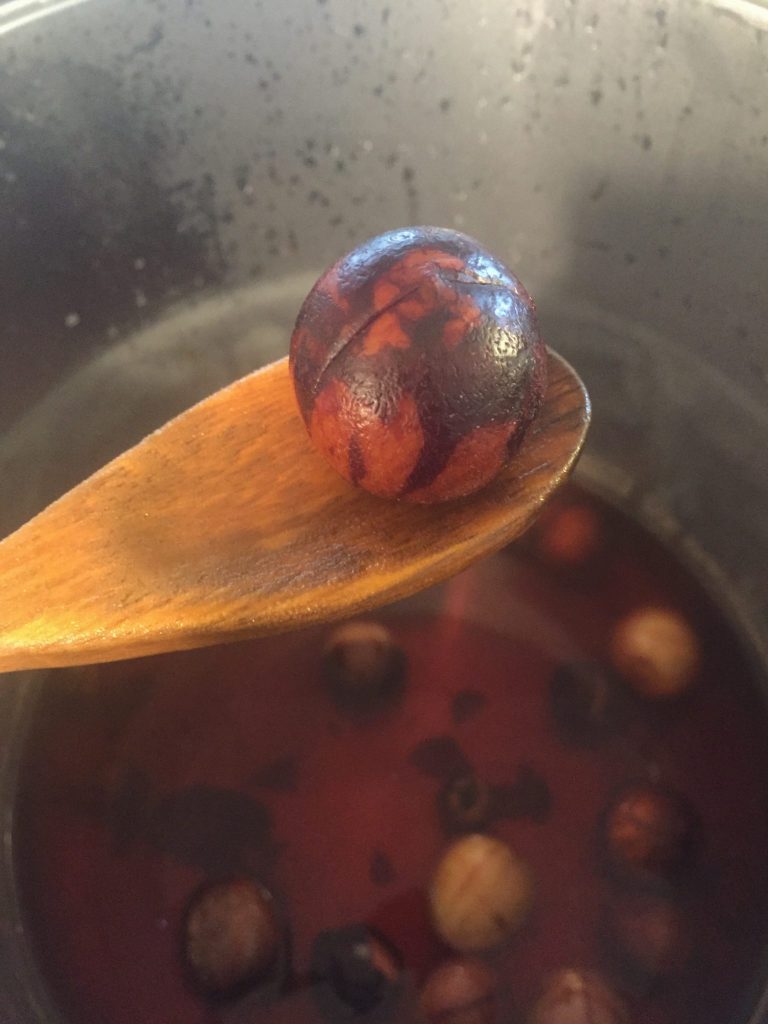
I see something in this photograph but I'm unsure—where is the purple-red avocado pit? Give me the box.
[289,227,547,503]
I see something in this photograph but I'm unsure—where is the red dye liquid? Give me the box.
[14,486,768,1024]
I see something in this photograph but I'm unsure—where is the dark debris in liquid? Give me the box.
[450,690,488,725]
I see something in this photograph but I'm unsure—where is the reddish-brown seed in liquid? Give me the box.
[183,879,279,997]
[534,502,602,568]
[529,969,630,1024]
[611,607,700,699]
[603,784,699,884]
[429,834,534,953]
[321,620,407,714]
[419,958,498,1023]
[604,894,691,979]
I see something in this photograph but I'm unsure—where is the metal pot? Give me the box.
[1,0,767,1019]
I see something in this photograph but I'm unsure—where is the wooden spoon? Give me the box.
[0,350,589,673]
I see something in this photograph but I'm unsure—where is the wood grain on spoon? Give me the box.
[0,350,589,673]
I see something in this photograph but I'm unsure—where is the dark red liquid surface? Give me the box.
[14,486,768,1024]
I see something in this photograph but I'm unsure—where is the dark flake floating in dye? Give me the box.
[250,756,300,792]
[437,772,494,835]
[550,662,625,748]
[492,764,552,825]
[370,849,397,887]
[289,226,547,502]
[409,735,471,780]
[106,767,153,853]
[146,785,278,877]
[451,689,487,724]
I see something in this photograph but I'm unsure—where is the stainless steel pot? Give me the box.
[1,0,767,1019]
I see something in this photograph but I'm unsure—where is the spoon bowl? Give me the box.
[0,349,589,673]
